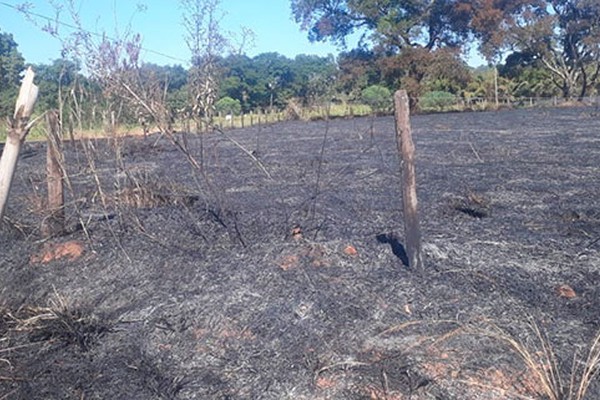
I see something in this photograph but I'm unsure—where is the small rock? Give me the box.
[555,284,576,299]
[344,244,358,257]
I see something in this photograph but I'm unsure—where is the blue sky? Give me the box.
[0,0,350,66]
[1,0,484,66]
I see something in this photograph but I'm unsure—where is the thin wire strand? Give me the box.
[0,1,189,64]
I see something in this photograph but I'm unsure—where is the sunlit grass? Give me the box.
[471,320,600,400]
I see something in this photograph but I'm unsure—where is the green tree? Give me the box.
[34,59,81,111]
[215,96,241,115]
[291,0,473,100]
[420,91,456,111]
[499,52,558,98]
[464,67,496,101]
[219,54,255,110]
[220,52,298,110]
[289,54,336,106]
[0,30,25,117]
[361,84,391,113]
[253,52,294,110]
[291,0,471,50]
[466,0,600,99]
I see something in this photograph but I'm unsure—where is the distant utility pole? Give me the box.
[394,90,423,271]
[494,66,499,108]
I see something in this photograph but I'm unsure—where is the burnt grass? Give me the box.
[1,106,600,399]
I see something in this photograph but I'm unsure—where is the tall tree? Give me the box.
[34,59,81,111]
[336,49,382,99]
[220,52,294,110]
[466,0,600,99]
[291,0,471,51]
[0,30,25,117]
[290,54,337,106]
[291,0,472,101]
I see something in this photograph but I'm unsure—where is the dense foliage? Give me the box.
[420,91,456,111]
[0,30,25,117]
[215,96,241,115]
[361,85,391,113]
[3,0,600,123]
[292,0,600,101]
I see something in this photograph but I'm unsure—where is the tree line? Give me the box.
[2,0,600,125]
[292,0,600,103]
[0,29,577,124]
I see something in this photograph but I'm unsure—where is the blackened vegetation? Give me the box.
[1,107,600,399]
[452,190,491,218]
[23,306,110,351]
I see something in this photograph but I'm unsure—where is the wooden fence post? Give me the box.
[394,90,423,271]
[0,67,39,220]
[41,110,65,237]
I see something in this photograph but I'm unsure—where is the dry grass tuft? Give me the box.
[373,318,599,399]
[8,293,111,352]
[471,320,600,400]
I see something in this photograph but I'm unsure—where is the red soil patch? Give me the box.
[30,241,85,264]
[343,244,359,257]
[555,284,577,299]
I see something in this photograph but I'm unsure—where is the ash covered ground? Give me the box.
[1,107,600,399]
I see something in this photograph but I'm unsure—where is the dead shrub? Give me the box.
[285,99,303,120]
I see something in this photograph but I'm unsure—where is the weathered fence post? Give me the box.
[394,90,423,271]
[0,67,39,221]
[41,110,65,237]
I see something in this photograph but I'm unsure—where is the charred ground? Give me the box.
[1,107,599,399]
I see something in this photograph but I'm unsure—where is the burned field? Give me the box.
[1,107,600,399]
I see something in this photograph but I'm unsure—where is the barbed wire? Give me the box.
[0,1,189,64]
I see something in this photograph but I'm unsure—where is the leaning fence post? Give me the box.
[394,90,423,271]
[0,67,39,221]
[41,110,65,237]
